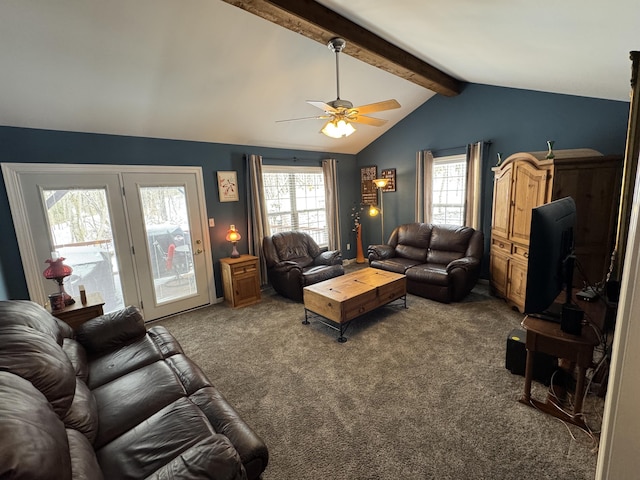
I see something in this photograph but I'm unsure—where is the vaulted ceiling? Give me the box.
[0,0,637,155]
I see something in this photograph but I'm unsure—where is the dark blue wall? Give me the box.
[0,127,357,300]
[0,83,630,300]
[356,83,630,273]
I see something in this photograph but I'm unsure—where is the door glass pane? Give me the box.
[43,188,124,313]
[139,186,196,303]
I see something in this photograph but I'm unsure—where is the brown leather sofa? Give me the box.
[263,231,344,301]
[368,223,484,303]
[0,300,268,480]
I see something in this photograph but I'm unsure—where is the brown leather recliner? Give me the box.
[368,223,484,303]
[0,300,269,480]
[263,231,344,301]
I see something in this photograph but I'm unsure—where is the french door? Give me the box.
[2,164,214,321]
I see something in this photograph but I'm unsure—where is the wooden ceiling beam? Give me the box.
[221,0,462,97]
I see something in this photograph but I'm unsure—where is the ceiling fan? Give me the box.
[278,37,401,138]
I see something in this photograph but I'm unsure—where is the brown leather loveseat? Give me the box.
[263,231,344,301]
[368,223,484,303]
[0,300,268,480]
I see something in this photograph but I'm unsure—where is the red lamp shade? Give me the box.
[43,255,75,307]
[43,257,73,279]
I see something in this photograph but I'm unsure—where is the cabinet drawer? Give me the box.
[491,237,512,254]
[231,261,257,276]
[513,244,529,261]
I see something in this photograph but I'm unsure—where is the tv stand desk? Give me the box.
[519,315,599,431]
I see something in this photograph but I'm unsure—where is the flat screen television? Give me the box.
[524,196,579,325]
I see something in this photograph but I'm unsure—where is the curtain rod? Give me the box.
[256,155,329,163]
[430,140,493,155]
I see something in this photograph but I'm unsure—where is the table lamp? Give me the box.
[226,225,241,258]
[43,252,75,307]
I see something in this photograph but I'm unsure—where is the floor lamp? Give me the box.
[371,178,389,242]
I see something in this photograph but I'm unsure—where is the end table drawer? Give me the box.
[231,262,257,276]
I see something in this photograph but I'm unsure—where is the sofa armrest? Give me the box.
[314,250,342,266]
[446,257,480,273]
[271,260,303,274]
[75,306,146,354]
[367,244,395,261]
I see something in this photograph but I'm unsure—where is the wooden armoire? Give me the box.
[490,148,622,312]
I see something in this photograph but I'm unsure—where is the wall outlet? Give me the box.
[346,243,351,250]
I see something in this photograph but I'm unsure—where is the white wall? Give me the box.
[596,167,640,479]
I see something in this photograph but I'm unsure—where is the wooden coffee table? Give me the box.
[302,267,407,342]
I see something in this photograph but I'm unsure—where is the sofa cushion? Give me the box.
[63,377,99,445]
[0,324,76,417]
[369,257,420,274]
[63,338,90,383]
[271,232,315,267]
[427,225,474,265]
[0,371,72,479]
[92,360,186,448]
[145,436,246,480]
[0,300,65,345]
[75,305,146,355]
[406,264,449,287]
[395,244,428,262]
[96,397,241,479]
[396,223,433,249]
[67,428,104,480]
[86,334,164,389]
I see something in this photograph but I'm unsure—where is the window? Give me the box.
[432,154,466,225]
[262,166,328,246]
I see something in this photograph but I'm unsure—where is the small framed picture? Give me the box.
[381,168,396,192]
[217,171,239,202]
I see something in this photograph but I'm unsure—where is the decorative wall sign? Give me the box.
[360,166,378,205]
[217,171,239,202]
[381,168,396,192]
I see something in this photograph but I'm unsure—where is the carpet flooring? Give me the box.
[152,272,603,480]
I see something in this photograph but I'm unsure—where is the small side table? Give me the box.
[51,292,105,330]
[519,315,599,430]
[220,255,261,308]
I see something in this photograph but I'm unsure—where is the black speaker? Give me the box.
[505,328,557,385]
[561,304,584,335]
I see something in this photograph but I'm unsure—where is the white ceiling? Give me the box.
[0,0,637,155]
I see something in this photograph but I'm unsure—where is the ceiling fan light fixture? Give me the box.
[321,119,355,138]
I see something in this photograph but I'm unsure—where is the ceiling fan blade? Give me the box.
[349,115,388,127]
[307,100,339,113]
[276,115,331,123]
[351,99,401,115]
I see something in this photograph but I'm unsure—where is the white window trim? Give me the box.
[432,153,467,225]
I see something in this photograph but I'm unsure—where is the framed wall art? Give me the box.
[380,168,396,192]
[360,166,378,205]
[217,171,239,202]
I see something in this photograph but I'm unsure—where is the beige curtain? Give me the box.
[415,150,434,223]
[246,154,270,285]
[465,142,483,229]
[322,158,341,250]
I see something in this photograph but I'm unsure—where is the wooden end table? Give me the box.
[519,315,599,430]
[220,255,261,308]
[51,292,105,330]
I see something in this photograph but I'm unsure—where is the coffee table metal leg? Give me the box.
[338,323,348,343]
[303,308,310,325]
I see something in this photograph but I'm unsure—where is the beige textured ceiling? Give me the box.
[0,0,636,155]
